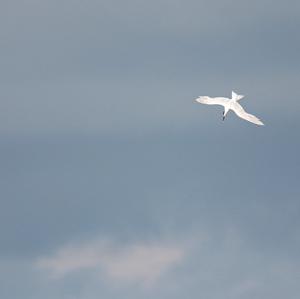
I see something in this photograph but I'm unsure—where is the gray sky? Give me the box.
[1,1,300,298]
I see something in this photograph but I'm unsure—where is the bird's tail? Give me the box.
[232,91,244,101]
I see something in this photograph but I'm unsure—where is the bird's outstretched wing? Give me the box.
[195,96,228,106]
[231,102,264,126]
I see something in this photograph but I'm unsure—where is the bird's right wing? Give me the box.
[231,102,264,126]
[195,96,228,106]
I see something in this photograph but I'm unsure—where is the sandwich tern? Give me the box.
[195,91,264,126]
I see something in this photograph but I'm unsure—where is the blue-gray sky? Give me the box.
[1,1,300,298]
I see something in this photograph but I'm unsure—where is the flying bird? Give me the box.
[195,91,264,126]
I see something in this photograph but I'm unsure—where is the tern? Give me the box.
[195,91,264,126]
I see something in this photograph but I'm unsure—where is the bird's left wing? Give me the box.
[195,96,228,106]
[231,102,264,126]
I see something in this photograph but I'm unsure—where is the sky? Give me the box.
[1,0,300,298]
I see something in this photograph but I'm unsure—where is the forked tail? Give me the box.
[232,91,244,101]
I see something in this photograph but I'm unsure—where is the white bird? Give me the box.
[195,91,264,126]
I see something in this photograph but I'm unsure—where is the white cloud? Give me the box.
[36,243,102,277]
[101,244,183,287]
[36,239,185,288]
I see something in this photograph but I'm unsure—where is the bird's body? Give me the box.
[195,91,264,126]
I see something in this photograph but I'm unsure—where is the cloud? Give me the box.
[36,239,185,288]
[36,243,101,277]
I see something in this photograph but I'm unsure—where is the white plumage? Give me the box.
[195,91,264,126]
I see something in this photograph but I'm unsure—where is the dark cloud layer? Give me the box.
[1,0,300,135]
[1,1,300,298]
